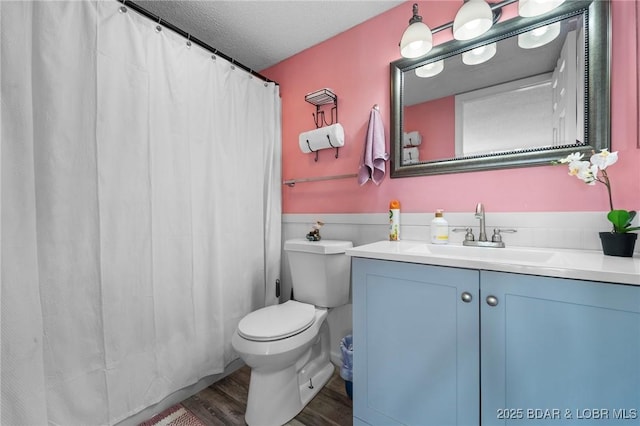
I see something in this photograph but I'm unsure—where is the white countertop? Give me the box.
[346,240,640,286]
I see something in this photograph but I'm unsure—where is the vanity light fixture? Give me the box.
[517,21,561,49]
[453,0,495,41]
[415,60,444,78]
[462,42,497,65]
[518,0,566,17]
[400,3,433,59]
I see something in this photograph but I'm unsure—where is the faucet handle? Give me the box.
[492,228,517,243]
[452,227,475,241]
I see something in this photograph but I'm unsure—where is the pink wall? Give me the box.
[263,0,640,214]
[405,96,456,161]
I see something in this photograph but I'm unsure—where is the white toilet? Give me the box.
[231,238,353,426]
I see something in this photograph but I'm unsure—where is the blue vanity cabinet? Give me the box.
[480,271,640,426]
[352,257,640,426]
[352,258,480,426]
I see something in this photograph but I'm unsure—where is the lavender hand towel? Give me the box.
[358,108,388,185]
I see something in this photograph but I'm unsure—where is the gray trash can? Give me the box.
[339,334,353,399]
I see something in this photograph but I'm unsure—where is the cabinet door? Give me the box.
[481,271,640,425]
[352,258,479,426]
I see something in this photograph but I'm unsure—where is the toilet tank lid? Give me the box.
[284,239,353,254]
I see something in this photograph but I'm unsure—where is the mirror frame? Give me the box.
[390,0,610,178]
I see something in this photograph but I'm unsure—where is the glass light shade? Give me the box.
[415,60,444,78]
[518,0,566,17]
[400,21,433,58]
[453,0,493,41]
[462,43,497,65]
[518,22,561,49]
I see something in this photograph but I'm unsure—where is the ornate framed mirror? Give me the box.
[390,0,610,177]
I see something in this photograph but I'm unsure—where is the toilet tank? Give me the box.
[284,239,353,308]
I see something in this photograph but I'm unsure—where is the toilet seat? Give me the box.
[238,300,316,342]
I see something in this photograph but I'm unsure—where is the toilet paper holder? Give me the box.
[305,135,340,161]
[298,123,345,162]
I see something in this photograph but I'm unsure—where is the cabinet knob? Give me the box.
[486,295,499,307]
[461,292,473,303]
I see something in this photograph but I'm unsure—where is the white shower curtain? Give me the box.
[0,1,282,425]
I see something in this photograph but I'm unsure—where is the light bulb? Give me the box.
[415,60,444,78]
[400,21,433,58]
[400,4,433,59]
[531,26,549,37]
[519,0,566,17]
[518,22,561,49]
[462,42,497,65]
[453,0,493,41]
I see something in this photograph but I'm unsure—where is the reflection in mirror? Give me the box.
[404,14,583,161]
[390,0,610,178]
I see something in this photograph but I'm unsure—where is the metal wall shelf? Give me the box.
[305,88,338,128]
[305,88,337,106]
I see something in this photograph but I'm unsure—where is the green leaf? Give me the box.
[607,210,639,233]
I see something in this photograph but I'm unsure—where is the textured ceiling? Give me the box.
[134,0,405,72]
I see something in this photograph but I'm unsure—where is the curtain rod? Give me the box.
[119,0,278,85]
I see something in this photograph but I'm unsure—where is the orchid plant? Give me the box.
[558,150,639,234]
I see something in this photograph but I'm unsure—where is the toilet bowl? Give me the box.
[231,301,333,426]
[231,239,353,426]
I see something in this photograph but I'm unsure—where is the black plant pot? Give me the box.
[599,232,638,257]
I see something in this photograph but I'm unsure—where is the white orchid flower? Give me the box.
[567,160,591,178]
[590,149,618,170]
[577,164,598,185]
[556,151,636,233]
[559,152,584,164]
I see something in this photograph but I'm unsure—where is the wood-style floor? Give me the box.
[180,365,353,426]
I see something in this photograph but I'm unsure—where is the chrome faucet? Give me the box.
[457,203,517,248]
[475,202,488,242]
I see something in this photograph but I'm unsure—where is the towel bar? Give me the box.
[283,173,357,187]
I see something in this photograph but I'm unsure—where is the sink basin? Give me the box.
[406,244,557,263]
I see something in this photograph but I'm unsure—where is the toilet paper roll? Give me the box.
[403,147,420,165]
[298,123,345,154]
[403,131,422,147]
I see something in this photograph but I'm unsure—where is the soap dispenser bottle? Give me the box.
[431,209,449,244]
